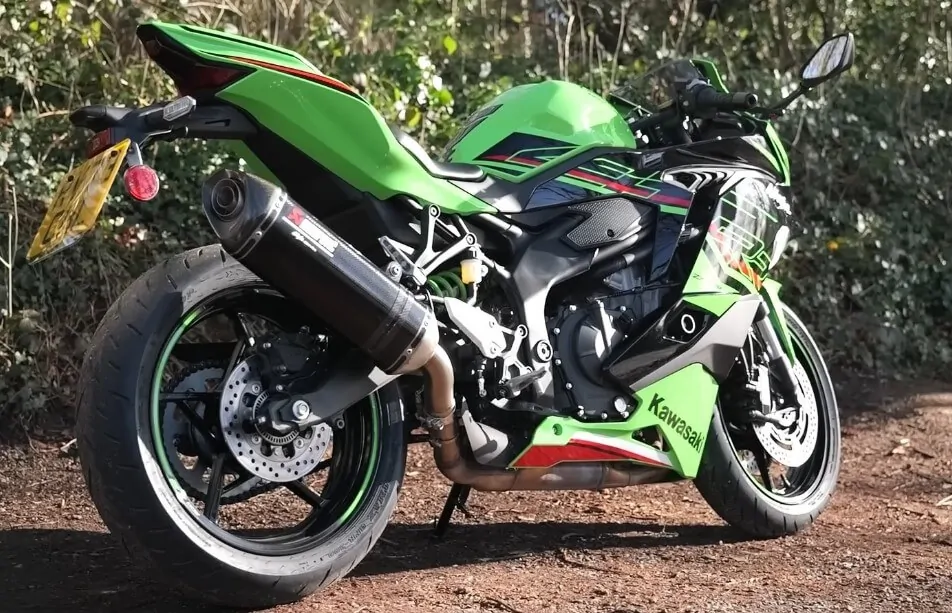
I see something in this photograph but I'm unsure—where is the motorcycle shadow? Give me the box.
[0,520,740,612]
[353,519,742,577]
[0,527,212,613]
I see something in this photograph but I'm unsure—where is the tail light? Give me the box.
[142,38,248,98]
[172,64,246,97]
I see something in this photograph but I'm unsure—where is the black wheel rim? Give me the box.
[146,284,382,556]
[720,322,835,506]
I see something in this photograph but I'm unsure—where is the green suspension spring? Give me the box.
[426,269,468,299]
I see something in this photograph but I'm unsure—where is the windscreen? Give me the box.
[608,59,705,114]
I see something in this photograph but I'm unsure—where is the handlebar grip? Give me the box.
[694,86,759,111]
[627,114,664,134]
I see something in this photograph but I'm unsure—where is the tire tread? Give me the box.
[76,246,405,609]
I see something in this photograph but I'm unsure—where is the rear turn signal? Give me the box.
[124,165,160,201]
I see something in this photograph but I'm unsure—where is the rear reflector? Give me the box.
[124,165,160,201]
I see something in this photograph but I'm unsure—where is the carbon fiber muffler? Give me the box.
[201,169,438,374]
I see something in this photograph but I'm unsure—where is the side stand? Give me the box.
[434,483,472,538]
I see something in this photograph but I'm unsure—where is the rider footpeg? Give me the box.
[499,368,547,399]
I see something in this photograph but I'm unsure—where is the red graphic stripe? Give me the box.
[512,439,672,469]
[569,438,671,468]
[482,154,542,167]
[228,56,359,97]
[481,154,691,208]
[512,443,631,468]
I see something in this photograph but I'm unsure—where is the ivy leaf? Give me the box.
[407,107,422,128]
[442,34,458,55]
[54,1,71,23]
[436,89,453,105]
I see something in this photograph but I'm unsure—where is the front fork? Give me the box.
[754,279,801,408]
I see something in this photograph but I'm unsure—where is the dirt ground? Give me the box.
[1,373,951,613]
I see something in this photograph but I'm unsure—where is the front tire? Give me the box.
[694,304,841,538]
[76,246,407,609]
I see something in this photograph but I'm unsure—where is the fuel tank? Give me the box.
[444,80,638,177]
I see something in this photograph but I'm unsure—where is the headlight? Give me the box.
[768,225,791,269]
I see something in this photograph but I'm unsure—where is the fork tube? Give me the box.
[753,302,801,405]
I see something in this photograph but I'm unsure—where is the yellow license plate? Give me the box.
[27,139,131,263]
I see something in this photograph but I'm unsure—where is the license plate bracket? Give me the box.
[27,139,131,263]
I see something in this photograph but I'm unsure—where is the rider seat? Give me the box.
[389,125,485,182]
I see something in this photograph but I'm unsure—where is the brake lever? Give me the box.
[750,106,785,120]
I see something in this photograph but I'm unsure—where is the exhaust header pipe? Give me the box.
[202,170,671,492]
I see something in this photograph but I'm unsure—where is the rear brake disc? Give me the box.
[162,362,277,503]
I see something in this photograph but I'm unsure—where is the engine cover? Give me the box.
[550,263,662,421]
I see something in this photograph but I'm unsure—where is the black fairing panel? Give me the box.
[449,131,786,213]
[495,196,656,406]
[603,299,717,385]
[604,295,762,391]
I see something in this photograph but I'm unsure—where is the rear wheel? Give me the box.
[76,246,407,609]
[694,305,841,538]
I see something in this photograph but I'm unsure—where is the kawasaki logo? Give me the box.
[646,393,705,452]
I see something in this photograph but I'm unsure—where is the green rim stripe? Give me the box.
[149,307,380,524]
[151,309,202,500]
[340,395,379,523]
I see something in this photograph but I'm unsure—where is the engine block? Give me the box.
[550,263,662,421]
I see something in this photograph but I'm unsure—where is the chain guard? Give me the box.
[161,362,277,504]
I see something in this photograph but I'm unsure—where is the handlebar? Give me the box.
[626,82,759,136]
[691,85,758,112]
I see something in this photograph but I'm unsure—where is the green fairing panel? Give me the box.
[764,122,792,185]
[683,293,742,317]
[514,363,718,479]
[448,80,638,176]
[142,21,321,73]
[691,58,729,93]
[628,363,718,478]
[146,21,496,216]
[683,236,749,295]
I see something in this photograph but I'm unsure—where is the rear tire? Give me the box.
[693,305,841,538]
[76,245,407,609]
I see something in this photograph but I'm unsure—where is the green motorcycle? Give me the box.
[28,22,854,609]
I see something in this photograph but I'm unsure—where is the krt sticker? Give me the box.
[646,393,705,452]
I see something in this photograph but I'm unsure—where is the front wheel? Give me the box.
[694,304,841,538]
[76,246,407,609]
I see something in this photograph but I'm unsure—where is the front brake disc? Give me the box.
[752,360,819,468]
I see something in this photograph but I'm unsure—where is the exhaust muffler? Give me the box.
[202,170,671,492]
[202,169,438,375]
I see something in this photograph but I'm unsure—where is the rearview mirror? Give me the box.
[800,33,855,90]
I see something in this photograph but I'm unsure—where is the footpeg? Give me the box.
[498,368,547,399]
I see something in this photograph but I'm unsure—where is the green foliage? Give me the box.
[0,0,950,432]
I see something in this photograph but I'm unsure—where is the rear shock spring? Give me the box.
[427,269,467,299]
